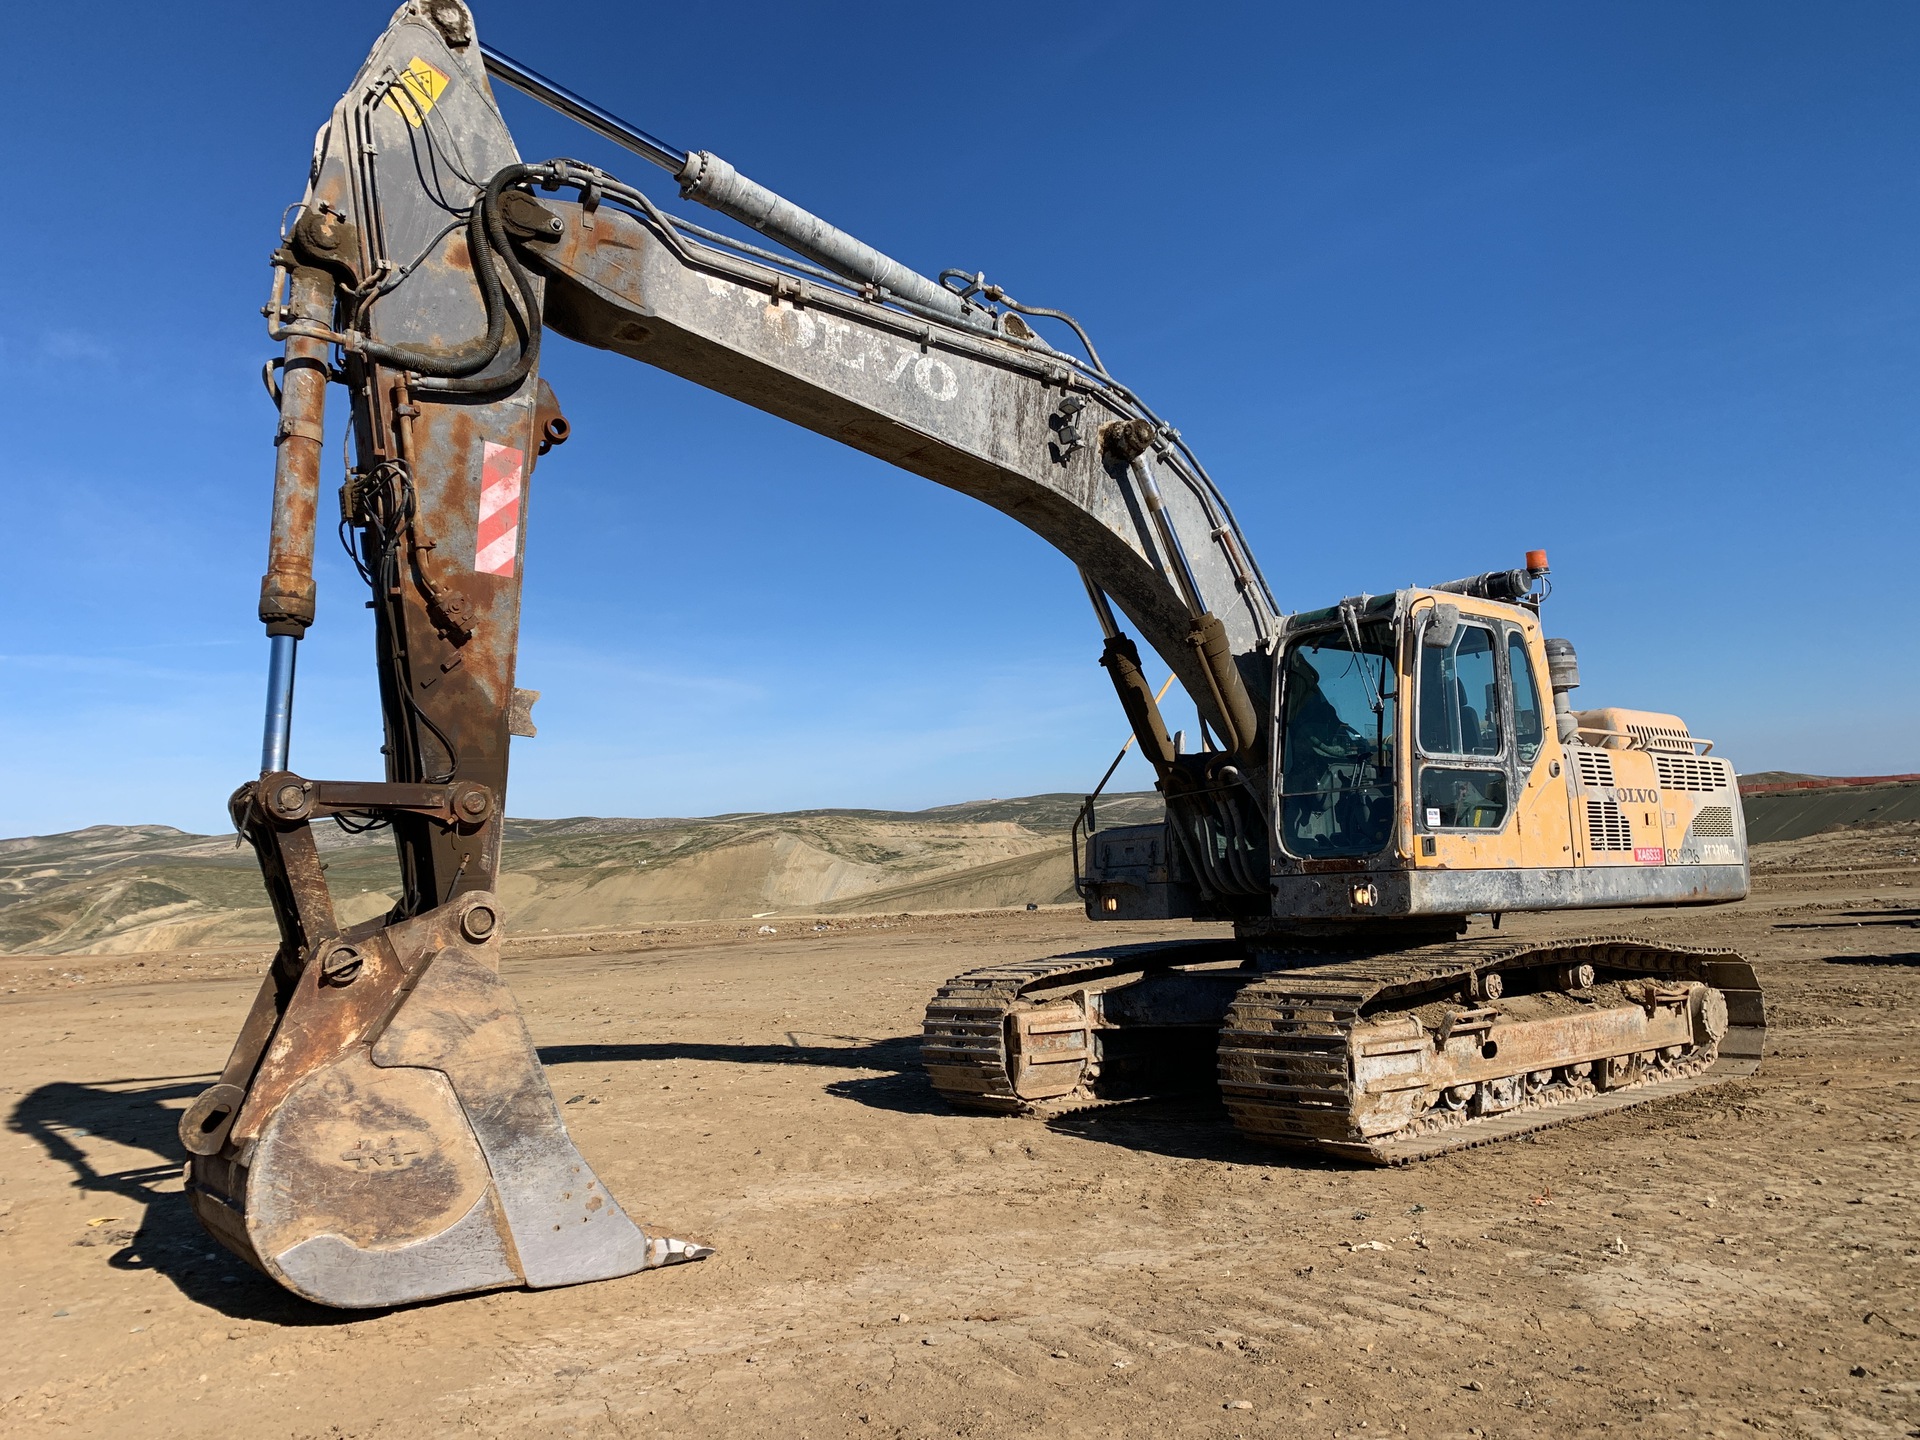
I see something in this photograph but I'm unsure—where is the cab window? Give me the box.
[1508,633,1544,767]
[1279,629,1396,858]
[1421,768,1509,829]
[1418,623,1501,757]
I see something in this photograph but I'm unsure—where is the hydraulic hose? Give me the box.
[359,164,546,393]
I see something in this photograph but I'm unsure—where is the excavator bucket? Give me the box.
[178,857,711,1310]
[179,789,710,1308]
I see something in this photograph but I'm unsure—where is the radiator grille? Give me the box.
[1574,749,1615,789]
[1586,799,1632,851]
[1654,755,1734,792]
[1690,805,1736,839]
[1629,722,1696,753]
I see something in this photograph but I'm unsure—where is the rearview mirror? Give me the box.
[1423,603,1460,649]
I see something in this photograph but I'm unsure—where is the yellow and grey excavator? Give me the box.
[182,0,1762,1308]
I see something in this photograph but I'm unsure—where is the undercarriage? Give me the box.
[922,934,1764,1162]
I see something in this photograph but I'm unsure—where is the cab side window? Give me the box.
[1508,633,1544,767]
[1420,767,1509,829]
[1418,624,1501,757]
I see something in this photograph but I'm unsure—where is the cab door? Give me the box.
[1412,610,1514,868]
[1411,605,1571,871]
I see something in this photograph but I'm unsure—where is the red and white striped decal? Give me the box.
[474,441,525,577]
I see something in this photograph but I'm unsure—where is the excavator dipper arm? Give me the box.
[186,0,1276,1308]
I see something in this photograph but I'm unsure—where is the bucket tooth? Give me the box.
[646,1236,717,1268]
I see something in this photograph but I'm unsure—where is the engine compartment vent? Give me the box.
[1574,749,1616,790]
[1689,805,1737,839]
[1586,799,1632,852]
[1628,722,1696,753]
[1654,755,1734,792]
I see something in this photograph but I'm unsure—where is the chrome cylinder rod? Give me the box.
[480,43,688,174]
[1080,570,1121,640]
[261,634,298,774]
[1129,456,1207,618]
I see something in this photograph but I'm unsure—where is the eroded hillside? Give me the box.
[0,793,1162,956]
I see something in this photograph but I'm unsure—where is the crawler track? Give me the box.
[1218,935,1764,1163]
[921,941,1236,1114]
[922,959,1096,1114]
[922,934,1764,1162]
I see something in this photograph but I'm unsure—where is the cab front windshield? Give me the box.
[1280,626,1396,859]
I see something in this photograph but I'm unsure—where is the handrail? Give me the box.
[1571,725,1715,756]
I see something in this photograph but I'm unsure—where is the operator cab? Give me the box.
[1277,576,1548,864]
[1081,551,1747,928]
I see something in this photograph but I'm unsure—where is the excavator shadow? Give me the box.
[1042,1097,1342,1169]
[11,1047,1324,1321]
[539,1040,1350,1159]
[1777,909,1920,930]
[8,1078,429,1324]
[539,1036,953,1115]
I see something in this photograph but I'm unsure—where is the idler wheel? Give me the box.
[1691,984,1729,1047]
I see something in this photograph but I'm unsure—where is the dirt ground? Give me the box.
[2,828,1915,1439]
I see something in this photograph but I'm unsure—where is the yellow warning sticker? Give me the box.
[384,57,449,127]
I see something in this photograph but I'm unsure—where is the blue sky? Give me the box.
[2,1,1916,838]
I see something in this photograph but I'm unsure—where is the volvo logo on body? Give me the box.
[702,275,962,401]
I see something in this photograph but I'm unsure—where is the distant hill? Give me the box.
[18,776,1909,957]
[1738,774,1920,843]
[0,792,1163,957]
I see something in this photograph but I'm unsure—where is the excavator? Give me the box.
[181,0,1763,1308]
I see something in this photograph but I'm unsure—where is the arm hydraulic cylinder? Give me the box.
[255,260,331,773]
[480,42,967,321]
